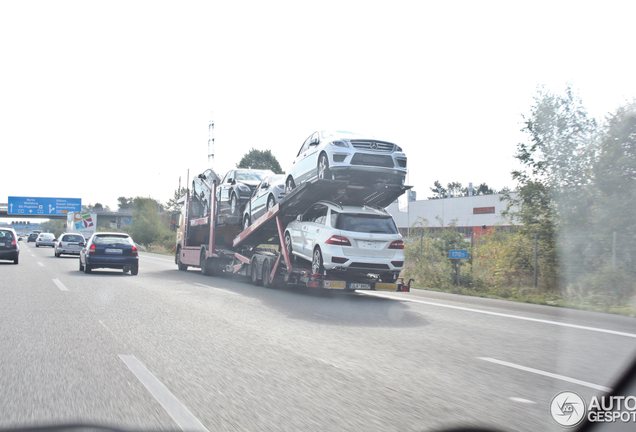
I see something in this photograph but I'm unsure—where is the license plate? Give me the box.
[375,283,397,291]
[106,248,123,254]
[349,283,371,290]
[359,241,379,250]
[322,280,346,289]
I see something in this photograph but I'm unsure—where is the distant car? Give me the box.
[0,228,20,264]
[27,233,38,242]
[35,233,56,247]
[79,232,139,275]
[242,174,286,229]
[285,130,407,192]
[54,233,85,257]
[217,169,274,216]
[284,201,405,280]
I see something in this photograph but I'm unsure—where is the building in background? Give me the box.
[386,192,518,238]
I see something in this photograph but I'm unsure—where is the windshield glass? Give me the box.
[321,130,367,139]
[336,213,398,234]
[235,170,271,182]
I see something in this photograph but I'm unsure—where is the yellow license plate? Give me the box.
[375,283,397,291]
[322,280,346,289]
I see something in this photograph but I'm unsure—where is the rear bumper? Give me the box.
[57,248,81,255]
[86,256,138,269]
[0,250,19,260]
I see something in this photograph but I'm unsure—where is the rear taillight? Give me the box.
[11,240,16,249]
[132,246,138,256]
[389,240,404,249]
[89,244,96,254]
[325,235,351,246]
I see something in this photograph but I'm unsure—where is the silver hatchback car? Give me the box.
[35,233,56,247]
[285,130,407,192]
[55,233,85,257]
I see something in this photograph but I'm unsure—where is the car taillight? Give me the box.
[132,246,138,256]
[11,240,16,249]
[89,244,96,254]
[389,240,404,249]
[325,235,351,246]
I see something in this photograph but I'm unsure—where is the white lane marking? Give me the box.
[140,255,175,263]
[193,283,240,295]
[479,357,612,392]
[52,279,68,291]
[362,292,636,339]
[509,397,536,404]
[37,262,44,267]
[118,355,209,432]
[30,254,36,257]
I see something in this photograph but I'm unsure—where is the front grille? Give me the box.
[350,140,395,152]
[350,153,394,168]
[349,263,390,270]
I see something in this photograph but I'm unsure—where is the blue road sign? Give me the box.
[8,196,82,216]
[449,249,468,259]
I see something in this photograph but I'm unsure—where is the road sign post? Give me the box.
[449,249,468,286]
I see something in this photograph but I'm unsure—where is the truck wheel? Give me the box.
[176,247,188,271]
[317,153,331,180]
[312,247,324,275]
[262,258,273,288]
[284,232,293,258]
[250,256,262,286]
[201,251,213,276]
[84,263,92,274]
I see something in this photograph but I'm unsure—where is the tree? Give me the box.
[165,187,187,214]
[428,180,446,199]
[117,197,134,210]
[236,148,283,173]
[127,197,167,246]
[475,183,495,195]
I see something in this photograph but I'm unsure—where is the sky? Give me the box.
[1,0,635,219]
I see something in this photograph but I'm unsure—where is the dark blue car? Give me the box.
[79,232,139,275]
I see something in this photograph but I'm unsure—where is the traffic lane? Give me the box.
[66,262,630,432]
[0,253,178,430]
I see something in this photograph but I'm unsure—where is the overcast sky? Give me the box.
[2,0,635,219]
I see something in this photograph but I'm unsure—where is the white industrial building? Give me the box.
[386,192,519,238]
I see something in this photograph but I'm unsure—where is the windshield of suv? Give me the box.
[336,213,399,234]
[235,171,271,182]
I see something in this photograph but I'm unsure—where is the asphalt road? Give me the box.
[1,242,636,432]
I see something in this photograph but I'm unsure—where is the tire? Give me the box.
[230,193,238,216]
[262,258,273,288]
[284,232,293,259]
[312,247,324,275]
[201,251,213,276]
[13,256,18,265]
[36,244,39,248]
[243,214,250,231]
[55,250,60,257]
[84,263,92,274]
[131,264,139,276]
[250,256,262,286]
[176,247,188,271]
[79,258,84,271]
[267,195,275,211]
[285,177,296,194]
[317,153,331,180]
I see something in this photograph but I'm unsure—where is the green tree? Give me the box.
[236,148,283,173]
[165,187,187,214]
[117,197,135,210]
[127,197,168,246]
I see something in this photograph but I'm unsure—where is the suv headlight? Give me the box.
[238,184,250,192]
[330,140,349,148]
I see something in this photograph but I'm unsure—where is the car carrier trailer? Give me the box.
[175,175,413,292]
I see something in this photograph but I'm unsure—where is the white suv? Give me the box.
[284,201,405,279]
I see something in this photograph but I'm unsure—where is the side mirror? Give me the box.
[296,215,302,222]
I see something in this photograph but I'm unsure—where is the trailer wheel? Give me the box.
[262,258,273,288]
[201,251,213,276]
[250,256,262,286]
[312,247,324,275]
[176,247,188,271]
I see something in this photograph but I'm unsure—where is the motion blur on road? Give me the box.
[1,241,635,432]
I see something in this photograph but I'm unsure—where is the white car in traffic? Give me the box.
[284,201,404,279]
